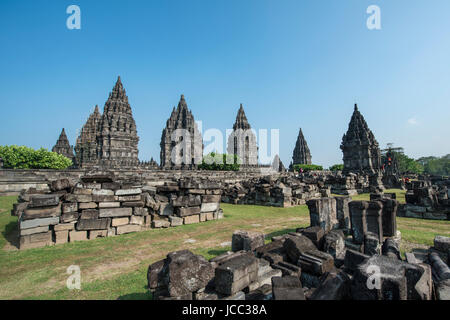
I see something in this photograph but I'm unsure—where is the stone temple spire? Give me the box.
[227,104,258,166]
[160,94,203,169]
[52,128,75,164]
[340,104,381,174]
[74,77,140,168]
[292,128,312,165]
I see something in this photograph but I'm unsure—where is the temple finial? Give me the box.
[354,103,358,111]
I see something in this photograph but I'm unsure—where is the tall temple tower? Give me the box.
[340,104,381,174]
[160,95,203,169]
[75,105,101,167]
[227,104,258,166]
[74,77,140,168]
[52,128,75,164]
[292,128,312,165]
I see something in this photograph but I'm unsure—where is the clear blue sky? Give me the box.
[1,0,449,168]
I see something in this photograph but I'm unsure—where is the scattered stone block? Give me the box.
[130,215,144,225]
[62,202,78,213]
[177,206,200,217]
[434,235,450,253]
[232,230,265,252]
[98,202,121,208]
[152,219,170,228]
[364,232,381,256]
[309,271,351,300]
[54,222,76,231]
[20,231,53,249]
[20,216,60,229]
[307,198,338,233]
[98,207,132,218]
[297,250,334,276]
[60,212,79,223]
[201,202,219,212]
[116,224,141,235]
[76,218,111,231]
[323,229,346,259]
[28,195,59,208]
[115,188,142,196]
[169,216,183,227]
[22,204,61,221]
[78,202,97,210]
[215,252,258,295]
[89,230,108,239]
[20,225,49,236]
[80,209,99,220]
[159,203,174,216]
[55,230,69,244]
[283,235,317,263]
[133,207,148,216]
[112,217,129,227]
[271,276,305,300]
[299,226,325,249]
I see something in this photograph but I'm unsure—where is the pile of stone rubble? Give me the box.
[12,175,223,249]
[147,194,450,300]
[398,180,450,220]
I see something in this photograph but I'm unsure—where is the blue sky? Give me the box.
[1,0,449,168]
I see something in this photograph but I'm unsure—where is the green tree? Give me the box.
[329,164,344,171]
[0,145,72,169]
[198,152,240,171]
[293,164,323,172]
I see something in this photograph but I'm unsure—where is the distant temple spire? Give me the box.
[52,128,75,164]
[292,128,312,165]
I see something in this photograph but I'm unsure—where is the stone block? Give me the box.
[115,188,142,196]
[92,195,116,202]
[199,212,207,222]
[50,179,73,192]
[28,195,59,208]
[20,225,49,236]
[22,204,61,221]
[215,252,259,295]
[307,198,338,233]
[349,201,368,244]
[272,261,302,278]
[177,206,200,217]
[130,216,144,225]
[89,230,108,239]
[92,189,114,196]
[60,212,79,223]
[55,230,69,244]
[201,202,219,212]
[69,230,88,242]
[205,212,214,221]
[62,202,78,213]
[152,219,170,228]
[364,232,381,256]
[202,195,221,203]
[20,231,53,249]
[184,214,200,225]
[323,229,346,259]
[271,276,305,300]
[122,201,145,207]
[380,199,398,237]
[297,250,334,276]
[20,216,60,230]
[309,271,351,300]
[335,196,351,231]
[159,203,174,216]
[299,226,324,249]
[434,235,450,253]
[76,218,111,231]
[118,195,141,202]
[232,230,265,252]
[283,235,317,263]
[344,249,370,273]
[366,201,383,242]
[169,216,183,227]
[98,202,121,208]
[99,207,132,218]
[80,209,99,220]
[112,217,129,227]
[133,207,148,216]
[65,194,92,203]
[116,224,141,235]
[54,222,76,231]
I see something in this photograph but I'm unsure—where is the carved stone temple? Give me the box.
[160,95,203,169]
[74,76,140,168]
[227,104,258,166]
[52,128,75,165]
[340,104,382,175]
[292,128,312,165]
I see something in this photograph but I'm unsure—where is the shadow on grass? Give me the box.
[207,248,229,257]
[2,221,19,249]
[118,291,153,300]
[264,228,297,240]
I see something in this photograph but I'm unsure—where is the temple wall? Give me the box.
[0,168,277,196]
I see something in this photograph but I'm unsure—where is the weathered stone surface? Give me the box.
[310,271,351,300]
[184,215,200,225]
[152,219,170,228]
[436,279,450,300]
[177,206,200,217]
[69,230,88,242]
[20,225,49,236]
[65,194,92,203]
[20,216,59,229]
[201,202,220,212]
[130,216,144,225]
[54,222,76,231]
[20,231,53,249]
[112,217,129,227]
[307,198,338,233]
[22,204,61,221]
[133,207,148,216]
[159,203,174,216]
[283,235,317,263]
[28,195,59,208]
[382,238,401,260]
[62,202,78,213]
[80,209,99,220]
[60,212,79,223]
[169,216,183,227]
[323,229,346,259]
[201,195,221,203]
[76,218,111,231]
[299,226,325,249]
[161,250,215,297]
[272,261,302,279]
[271,276,305,300]
[118,195,141,202]
[335,196,351,231]
[98,207,132,218]
[89,230,107,239]
[380,199,398,237]
[349,201,368,244]
[116,224,141,235]
[297,250,334,276]
[215,252,258,295]
[147,259,166,290]
[232,230,265,252]
[364,232,381,256]
[434,235,450,253]
[344,249,370,272]
[98,202,121,208]
[115,188,142,196]
[429,252,450,281]
[55,230,69,244]
[49,178,73,192]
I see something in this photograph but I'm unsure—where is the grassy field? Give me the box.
[0,190,448,300]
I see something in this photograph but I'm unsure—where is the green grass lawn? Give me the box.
[0,189,447,300]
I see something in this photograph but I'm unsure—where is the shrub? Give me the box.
[0,145,72,169]
[293,164,323,172]
[198,152,240,171]
[329,164,344,171]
